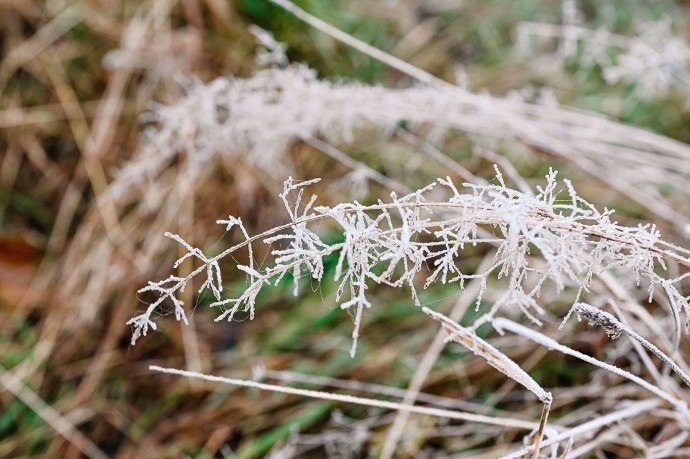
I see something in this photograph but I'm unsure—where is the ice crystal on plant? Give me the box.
[128,171,690,357]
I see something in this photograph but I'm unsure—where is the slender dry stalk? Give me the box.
[148,365,541,430]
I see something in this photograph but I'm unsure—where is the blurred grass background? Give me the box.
[2,0,690,457]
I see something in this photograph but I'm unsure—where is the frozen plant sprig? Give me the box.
[128,170,690,356]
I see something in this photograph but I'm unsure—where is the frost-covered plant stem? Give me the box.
[129,171,690,358]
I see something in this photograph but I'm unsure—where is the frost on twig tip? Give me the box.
[570,303,690,388]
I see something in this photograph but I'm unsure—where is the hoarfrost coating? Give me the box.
[128,171,690,356]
